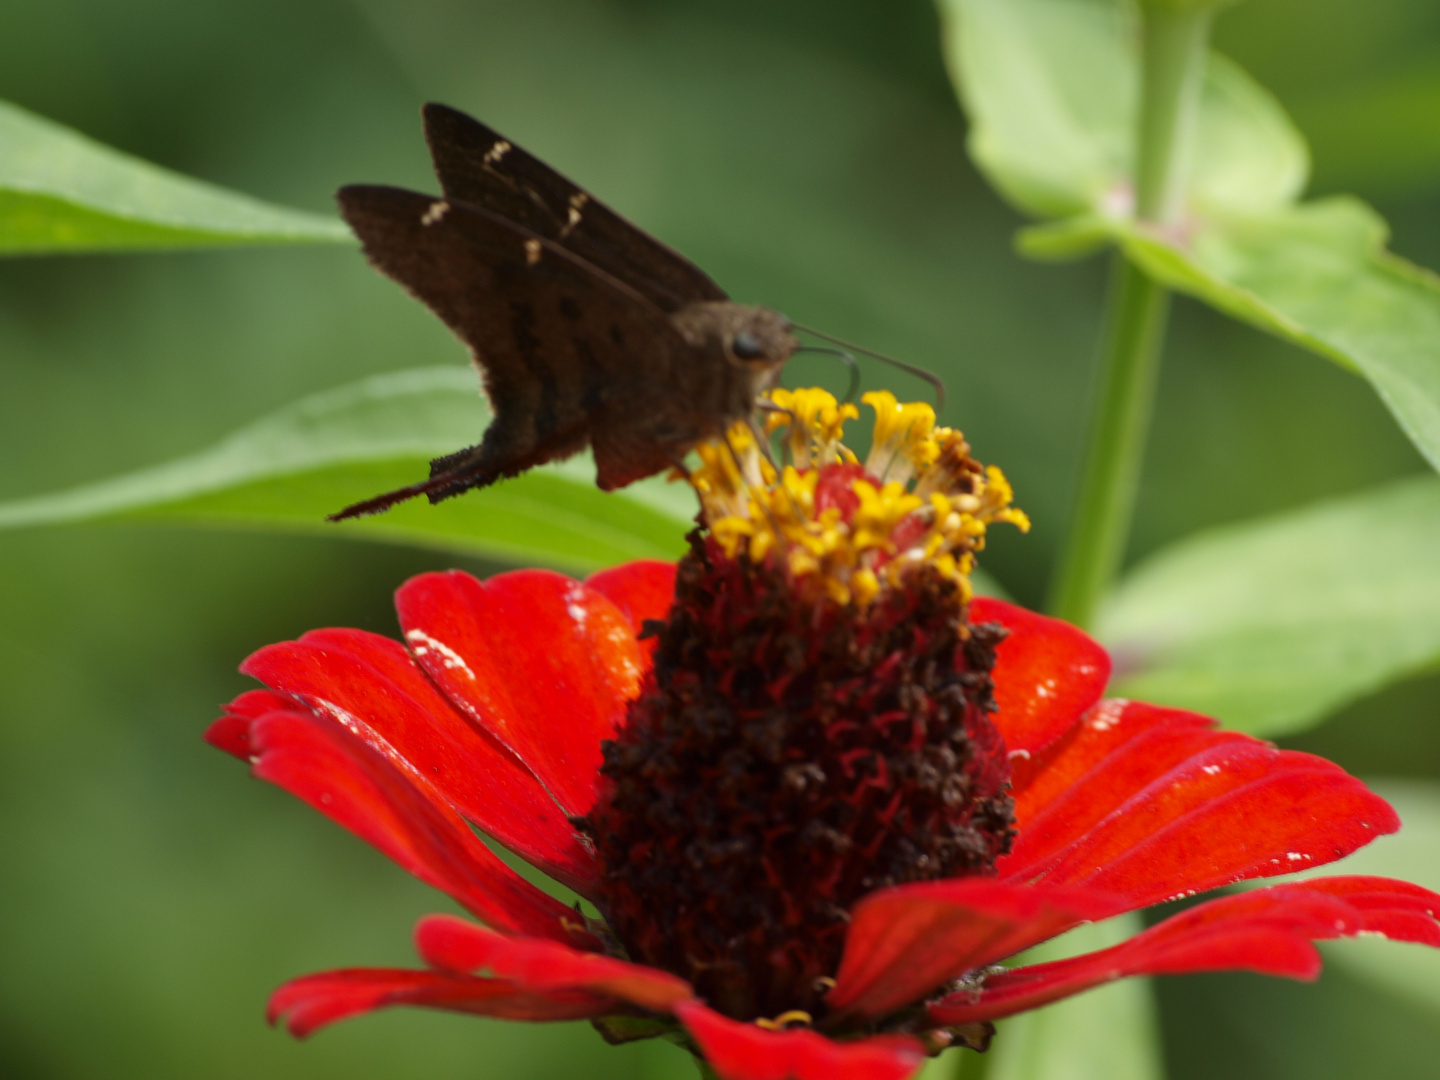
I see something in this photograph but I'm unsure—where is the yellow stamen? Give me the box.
[755,1010,814,1031]
[768,388,858,471]
[862,390,940,485]
[687,387,1026,609]
[850,480,922,553]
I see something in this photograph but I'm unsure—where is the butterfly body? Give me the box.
[330,105,796,520]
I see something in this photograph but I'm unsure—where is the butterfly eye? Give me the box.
[732,331,765,360]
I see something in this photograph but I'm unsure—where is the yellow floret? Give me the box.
[689,387,1026,609]
[767,388,858,470]
[862,391,941,484]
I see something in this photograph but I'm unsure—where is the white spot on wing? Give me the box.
[559,192,589,239]
[524,238,542,266]
[484,140,512,165]
[420,200,450,226]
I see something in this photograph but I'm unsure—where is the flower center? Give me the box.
[580,390,1028,1024]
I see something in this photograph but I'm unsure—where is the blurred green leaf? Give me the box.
[0,364,1016,594]
[0,367,695,572]
[953,914,1163,1080]
[1107,200,1440,471]
[1296,779,1440,1013]
[938,0,1307,221]
[1292,48,1440,196]
[0,98,351,254]
[940,0,1440,472]
[939,0,1132,219]
[1099,475,1440,736]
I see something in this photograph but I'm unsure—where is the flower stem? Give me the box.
[1046,4,1214,629]
[951,1045,993,1079]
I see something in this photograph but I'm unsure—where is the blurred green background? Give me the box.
[3,0,1440,1077]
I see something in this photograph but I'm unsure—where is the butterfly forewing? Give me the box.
[422,104,728,313]
[335,184,686,509]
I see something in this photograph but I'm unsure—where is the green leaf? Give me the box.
[0,366,1019,588]
[941,0,1440,471]
[938,0,1306,222]
[949,914,1164,1080]
[0,99,351,254]
[939,0,1134,220]
[0,367,695,573]
[1098,476,1440,736]
[1114,200,1440,471]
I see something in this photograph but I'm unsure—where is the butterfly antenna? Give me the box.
[792,346,862,405]
[790,323,945,411]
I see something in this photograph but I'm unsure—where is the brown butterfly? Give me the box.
[330,103,798,520]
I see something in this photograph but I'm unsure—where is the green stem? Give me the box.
[1046,4,1214,628]
[1045,258,1170,627]
[951,1042,994,1080]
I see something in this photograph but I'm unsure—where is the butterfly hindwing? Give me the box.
[422,103,728,313]
[336,184,686,506]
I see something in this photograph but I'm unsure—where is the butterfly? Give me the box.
[330,103,798,520]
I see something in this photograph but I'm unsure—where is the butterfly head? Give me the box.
[722,307,798,371]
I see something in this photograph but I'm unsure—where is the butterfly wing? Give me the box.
[422,103,728,313]
[332,184,689,519]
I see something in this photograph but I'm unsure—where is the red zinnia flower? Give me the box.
[209,391,1440,1079]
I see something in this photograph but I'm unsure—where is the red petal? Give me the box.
[247,708,592,945]
[675,1000,926,1080]
[1279,876,1440,947]
[1000,701,1399,908]
[970,598,1109,757]
[1008,700,1220,825]
[206,689,299,759]
[224,687,296,721]
[587,560,677,641]
[241,628,597,896]
[826,878,1125,1021]
[268,967,614,1037]
[930,876,1440,1024]
[415,915,693,1012]
[395,569,644,817]
[205,714,255,760]
[1007,702,1247,856]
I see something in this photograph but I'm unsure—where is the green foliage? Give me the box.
[0,367,694,572]
[1100,476,1440,735]
[941,0,1440,472]
[941,0,1305,222]
[0,99,350,254]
